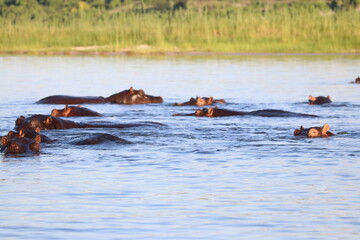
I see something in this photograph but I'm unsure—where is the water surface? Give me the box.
[0,55,360,239]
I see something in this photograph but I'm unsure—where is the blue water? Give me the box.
[0,55,360,239]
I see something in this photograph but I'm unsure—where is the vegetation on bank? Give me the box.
[0,0,359,54]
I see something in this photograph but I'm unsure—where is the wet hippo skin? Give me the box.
[294,124,335,138]
[1,135,41,154]
[37,87,163,105]
[173,96,225,106]
[14,114,164,131]
[173,107,319,118]
[51,105,102,117]
[308,95,332,105]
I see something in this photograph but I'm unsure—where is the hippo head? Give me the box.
[294,124,333,138]
[1,135,41,154]
[106,87,163,104]
[196,97,214,106]
[15,115,55,131]
[306,124,331,138]
[51,105,72,117]
[308,95,332,105]
[7,129,41,140]
[195,108,216,117]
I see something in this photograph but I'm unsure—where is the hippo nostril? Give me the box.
[9,142,21,153]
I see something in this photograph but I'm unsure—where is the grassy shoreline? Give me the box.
[1,7,359,54]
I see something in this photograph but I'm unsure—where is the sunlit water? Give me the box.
[0,55,359,239]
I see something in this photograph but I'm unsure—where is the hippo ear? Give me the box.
[139,89,145,96]
[34,135,41,143]
[321,124,330,136]
[207,107,214,117]
[65,104,68,110]
[308,95,316,101]
[35,127,41,133]
[129,87,134,93]
[7,130,15,138]
[327,96,331,100]
[64,107,72,116]
[294,129,301,136]
[45,116,53,125]
[300,126,304,130]
[16,117,25,126]
[209,96,214,102]
[1,136,8,146]
[19,129,25,137]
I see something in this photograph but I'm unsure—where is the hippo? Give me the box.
[36,87,163,105]
[308,95,332,105]
[173,96,225,106]
[173,107,318,118]
[294,124,335,138]
[15,115,164,131]
[6,129,54,143]
[51,105,102,117]
[68,133,132,145]
[350,77,360,84]
[1,135,41,154]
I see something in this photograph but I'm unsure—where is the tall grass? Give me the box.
[0,6,359,53]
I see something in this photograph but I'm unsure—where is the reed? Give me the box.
[0,6,359,54]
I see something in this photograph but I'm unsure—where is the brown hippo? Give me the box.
[6,129,54,143]
[173,107,318,118]
[350,77,360,84]
[308,95,332,105]
[294,124,335,138]
[1,135,41,154]
[36,87,163,105]
[14,114,163,131]
[51,105,102,117]
[173,96,225,106]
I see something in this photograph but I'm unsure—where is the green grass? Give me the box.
[0,6,359,54]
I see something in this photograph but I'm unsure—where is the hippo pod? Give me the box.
[173,96,225,106]
[51,105,102,117]
[36,87,163,105]
[173,107,318,118]
[15,114,164,131]
[308,95,332,105]
[294,124,335,138]
[1,134,41,154]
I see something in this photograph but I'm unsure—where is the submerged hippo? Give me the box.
[51,105,102,117]
[1,135,41,154]
[350,77,360,84]
[308,95,332,105]
[294,124,335,138]
[15,114,164,131]
[173,107,318,118]
[37,87,163,105]
[173,96,225,106]
[69,133,132,145]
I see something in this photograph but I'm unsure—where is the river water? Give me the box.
[0,55,359,239]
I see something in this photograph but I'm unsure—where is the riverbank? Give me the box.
[1,6,359,54]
